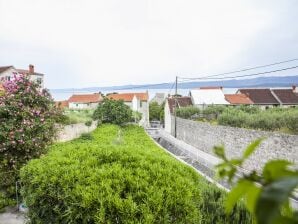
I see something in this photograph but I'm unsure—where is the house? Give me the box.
[237,87,298,108]
[107,92,149,127]
[55,100,69,109]
[150,93,166,105]
[164,97,193,133]
[68,93,102,109]
[224,94,253,105]
[237,89,279,109]
[189,87,229,109]
[0,64,44,88]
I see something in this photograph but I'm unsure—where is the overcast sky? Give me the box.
[0,0,297,89]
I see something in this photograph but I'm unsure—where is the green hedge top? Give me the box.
[20,125,251,224]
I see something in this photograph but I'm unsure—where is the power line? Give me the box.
[178,58,298,80]
[181,65,298,81]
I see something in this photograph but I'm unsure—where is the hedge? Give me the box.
[20,125,251,223]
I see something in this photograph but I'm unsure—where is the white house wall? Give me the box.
[69,102,99,109]
[164,100,172,133]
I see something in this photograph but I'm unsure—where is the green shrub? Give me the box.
[20,125,251,223]
[93,98,133,125]
[85,120,92,127]
[176,106,200,119]
[64,109,95,124]
[79,132,93,140]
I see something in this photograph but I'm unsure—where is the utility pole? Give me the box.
[174,76,178,138]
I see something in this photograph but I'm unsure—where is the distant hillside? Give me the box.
[51,75,298,92]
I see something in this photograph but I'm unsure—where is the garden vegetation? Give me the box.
[93,98,133,125]
[20,125,251,223]
[176,105,298,134]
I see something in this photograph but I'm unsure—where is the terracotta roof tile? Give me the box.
[55,100,69,108]
[225,94,253,105]
[16,69,44,76]
[68,93,102,103]
[239,89,279,105]
[107,92,148,102]
[167,97,193,114]
[272,89,298,105]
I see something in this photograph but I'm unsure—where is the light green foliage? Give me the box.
[214,139,298,224]
[64,109,94,124]
[93,98,133,125]
[176,106,200,119]
[21,125,251,223]
[195,105,298,134]
[149,102,164,121]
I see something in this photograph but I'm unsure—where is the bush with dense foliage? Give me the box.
[179,105,298,134]
[0,75,63,208]
[149,102,164,121]
[63,109,94,124]
[93,98,133,125]
[176,106,200,119]
[217,107,298,133]
[20,125,251,223]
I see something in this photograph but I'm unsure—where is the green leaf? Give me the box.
[243,138,264,159]
[213,145,227,161]
[262,160,298,182]
[225,180,257,213]
[255,177,298,224]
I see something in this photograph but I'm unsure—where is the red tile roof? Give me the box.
[167,97,193,113]
[68,93,102,103]
[239,89,279,105]
[107,92,148,102]
[225,94,253,105]
[17,69,44,76]
[271,89,298,105]
[55,100,69,108]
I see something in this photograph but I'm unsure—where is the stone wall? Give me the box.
[56,121,98,142]
[172,116,298,172]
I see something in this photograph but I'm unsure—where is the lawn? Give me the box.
[20,125,251,223]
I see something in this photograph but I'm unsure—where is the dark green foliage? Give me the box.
[79,132,93,140]
[176,106,200,119]
[93,98,133,125]
[85,120,92,127]
[149,102,164,121]
[214,139,298,224]
[0,75,62,208]
[21,125,251,223]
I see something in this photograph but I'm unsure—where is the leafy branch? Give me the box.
[214,139,298,224]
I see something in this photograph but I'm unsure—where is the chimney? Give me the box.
[292,85,297,93]
[29,64,34,74]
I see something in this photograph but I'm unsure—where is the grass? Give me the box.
[63,109,94,124]
[20,125,251,223]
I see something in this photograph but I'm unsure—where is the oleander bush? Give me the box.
[0,75,63,209]
[20,125,251,223]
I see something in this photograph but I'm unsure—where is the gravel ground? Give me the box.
[0,207,25,224]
